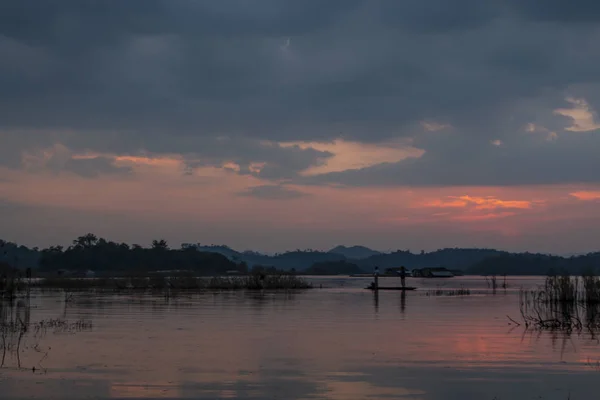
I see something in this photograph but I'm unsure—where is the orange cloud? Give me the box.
[456,195,534,210]
[414,195,541,229]
[3,153,600,253]
[279,138,423,175]
[421,195,535,210]
[421,199,468,208]
[114,154,180,167]
[451,212,516,221]
[570,191,600,201]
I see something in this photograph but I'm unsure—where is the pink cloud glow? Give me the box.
[570,191,600,201]
[2,158,600,253]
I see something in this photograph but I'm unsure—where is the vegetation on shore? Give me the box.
[33,274,312,291]
[36,234,245,275]
[1,236,312,297]
[468,253,600,276]
[2,235,600,275]
[0,263,26,300]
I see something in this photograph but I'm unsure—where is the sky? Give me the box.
[1,0,600,254]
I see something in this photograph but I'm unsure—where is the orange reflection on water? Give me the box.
[110,382,178,398]
[319,380,425,400]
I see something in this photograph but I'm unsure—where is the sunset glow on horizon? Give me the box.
[2,2,600,254]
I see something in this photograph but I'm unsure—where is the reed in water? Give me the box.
[516,273,600,332]
[32,273,312,292]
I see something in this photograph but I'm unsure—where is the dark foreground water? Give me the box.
[1,276,599,399]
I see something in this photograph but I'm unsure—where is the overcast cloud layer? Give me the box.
[2,0,600,186]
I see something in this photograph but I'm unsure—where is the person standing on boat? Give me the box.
[372,266,379,290]
[399,266,406,288]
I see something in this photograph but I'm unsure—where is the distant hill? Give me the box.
[185,244,345,271]
[328,245,381,259]
[191,245,246,261]
[241,250,266,257]
[3,236,600,275]
[184,246,510,272]
[304,260,364,275]
[246,251,345,271]
[467,252,600,275]
[353,248,509,271]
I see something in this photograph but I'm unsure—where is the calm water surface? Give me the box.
[1,276,599,399]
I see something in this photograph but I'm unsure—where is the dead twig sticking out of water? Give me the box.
[32,343,49,372]
[1,303,28,369]
[1,326,6,367]
[507,315,521,326]
[2,295,92,370]
[484,275,499,294]
[64,290,75,303]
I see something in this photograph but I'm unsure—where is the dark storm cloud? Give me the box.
[505,0,600,22]
[0,0,362,44]
[180,138,332,180]
[2,0,600,185]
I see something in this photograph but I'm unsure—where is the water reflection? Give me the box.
[372,290,408,316]
[0,278,599,399]
[372,290,378,314]
[1,295,31,368]
[400,290,406,315]
[2,363,598,400]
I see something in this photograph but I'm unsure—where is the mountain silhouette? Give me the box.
[328,245,382,259]
[2,237,599,275]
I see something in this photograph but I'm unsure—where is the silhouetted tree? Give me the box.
[151,239,168,250]
[72,233,98,249]
[35,234,237,275]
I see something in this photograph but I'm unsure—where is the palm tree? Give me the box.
[151,239,169,250]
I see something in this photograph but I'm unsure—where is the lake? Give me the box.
[1,276,599,399]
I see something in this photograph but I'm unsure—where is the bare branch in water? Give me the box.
[507,315,521,326]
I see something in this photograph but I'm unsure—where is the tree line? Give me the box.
[9,234,245,275]
[1,235,599,275]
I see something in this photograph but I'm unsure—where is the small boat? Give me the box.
[365,284,417,291]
